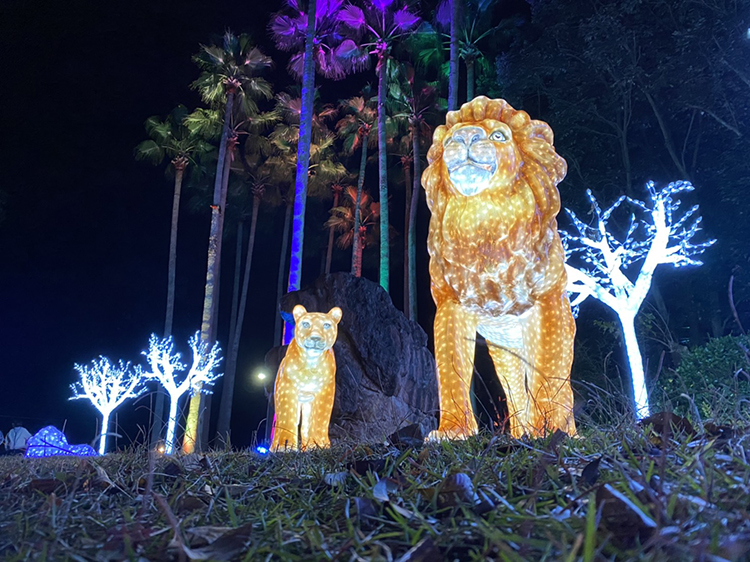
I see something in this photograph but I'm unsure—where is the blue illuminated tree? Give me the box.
[271,0,361,344]
[70,358,145,455]
[562,181,716,418]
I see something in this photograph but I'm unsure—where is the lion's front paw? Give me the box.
[427,425,478,442]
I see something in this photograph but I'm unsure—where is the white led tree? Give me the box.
[562,180,715,419]
[142,332,222,454]
[70,358,146,455]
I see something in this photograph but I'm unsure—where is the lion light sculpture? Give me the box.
[270,304,343,451]
[422,96,576,440]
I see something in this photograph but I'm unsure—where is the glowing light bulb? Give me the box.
[256,371,267,382]
[255,445,269,455]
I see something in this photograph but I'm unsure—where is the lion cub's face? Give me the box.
[292,305,343,358]
[441,119,520,197]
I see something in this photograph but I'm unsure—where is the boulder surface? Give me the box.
[267,273,438,442]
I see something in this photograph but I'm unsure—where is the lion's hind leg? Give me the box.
[429,299,479,441]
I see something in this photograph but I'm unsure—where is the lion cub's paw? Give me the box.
[427,426,478,442]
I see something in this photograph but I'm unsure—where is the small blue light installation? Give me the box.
[255,445,269,456]
[25,426,98,458]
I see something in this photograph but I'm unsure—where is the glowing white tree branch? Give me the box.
[69,358,145,455]
[142,332,222,454]
[562,180,715,419]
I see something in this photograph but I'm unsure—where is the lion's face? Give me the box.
[441,119,520,197]
[292,305,343,358]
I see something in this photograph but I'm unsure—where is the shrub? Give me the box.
[656,335,750,421]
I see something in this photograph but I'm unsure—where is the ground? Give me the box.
[1,414,749,561]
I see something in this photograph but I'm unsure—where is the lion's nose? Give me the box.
[309,335,322,343]
[452,126,486,146]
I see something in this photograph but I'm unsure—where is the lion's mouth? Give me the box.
[304,341,327,351]
[448,160,496,174]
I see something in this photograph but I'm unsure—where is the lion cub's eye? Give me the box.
[301,321,311,329]
[490,130,508,142]
[443,136,454,147]
[323,322,332,330]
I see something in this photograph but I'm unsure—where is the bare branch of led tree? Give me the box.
[562,180,716,419]
[70,358,145,455]
[142,332,222,454]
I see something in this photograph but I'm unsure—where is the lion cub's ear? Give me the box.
[328,307,343,324]
[293,304,307,322]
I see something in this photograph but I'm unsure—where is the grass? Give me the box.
[1,410,749,561]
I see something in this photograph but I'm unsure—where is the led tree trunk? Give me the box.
[284,0,318,345]
[563,181,715,418]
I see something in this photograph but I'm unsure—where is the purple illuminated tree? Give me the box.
[271,0,362,344]
[184,32,272,453]
[562,181,715,419]
[340,0,421,293]
[143,333,222,454]
[70,358,145,455]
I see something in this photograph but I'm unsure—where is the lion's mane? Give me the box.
[422,96,568,316]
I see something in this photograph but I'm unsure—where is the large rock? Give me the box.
[267,273,438,442]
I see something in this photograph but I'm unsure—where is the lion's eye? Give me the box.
[490,130,508,142]
[301,321,311,329]
[323,323,332,330]
[443,136,454,147]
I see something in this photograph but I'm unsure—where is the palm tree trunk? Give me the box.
[466,58,475,101]
[351,140,368,274]
[449,0,461,111]
[403,159,412,318]
[227,219,245,364]
[377,52,390,292]
[183,91,235,454]
[151,164,185,447]
[324,190,340,275]
[354,231,364,277]
[285,0,318,344]
[275,202,293,347]
[217,195,261,442]
[408,127,421,321]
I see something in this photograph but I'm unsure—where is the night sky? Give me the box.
[0,0,302,447]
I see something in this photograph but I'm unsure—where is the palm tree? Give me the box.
[324,182,345,274]
[325,186,380,277]
[335,94,377,275]
[271,0,361,344]
[134,104,209,446]
[424,0,502,103]
[340,0,421,293]
[388,62,439,320]
[182,31,272,454]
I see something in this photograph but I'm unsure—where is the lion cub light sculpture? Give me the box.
[422,96,576,440]
[270,304,343,451]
